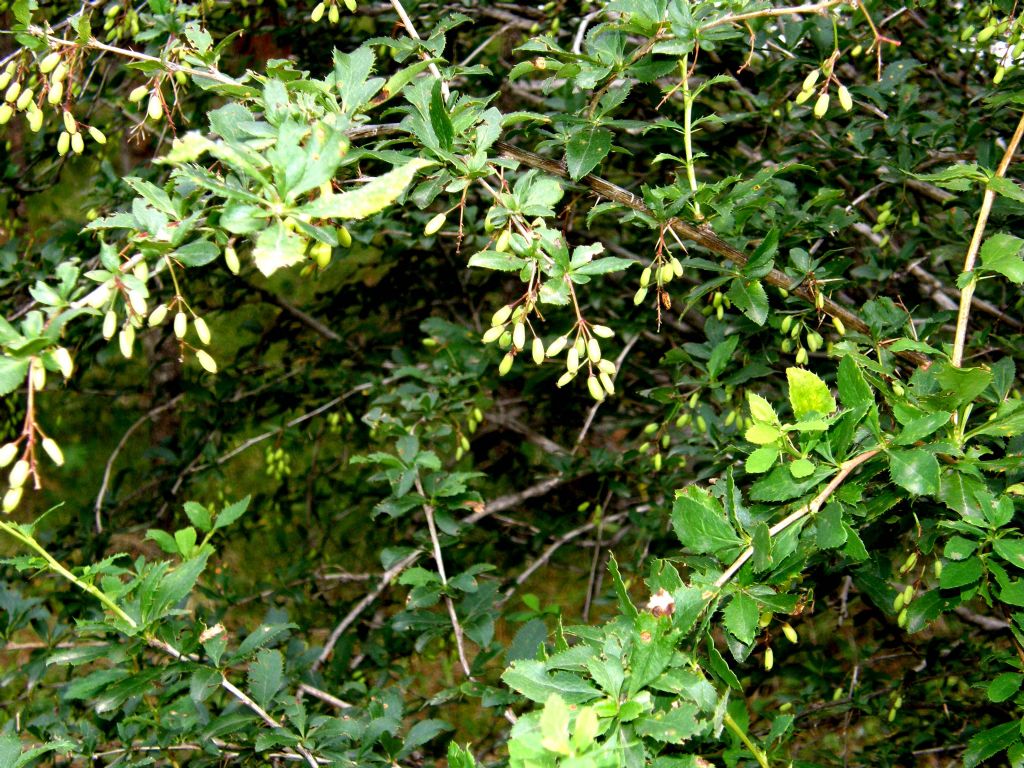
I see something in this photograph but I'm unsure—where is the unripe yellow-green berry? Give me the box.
[39,51,61,75]
[781,623,798,644]
[15,87,32,111]
[587,336,601,362]
[57,131,70,156]
[194,317,211,345]
[813,92,830,118]
[424,212,446,236]
[592,324,614,338]
[832,316,846,335]
[196,350,218,373]
[556,370,574,387]
[119,325,135,358]
[88,126,107,144]
[512,321,526,350]
[587,375,605,401]
[600,372,615,395]
[225,245,240,274]
[9,459,30,488]
[897,607,908,628]
[148,304,168,327]
[498,352,514,376]
[27,108,43,132]
[2,486,23,513]
[328,4,340,22]
[660,263,674,283]
[633,287,648,305]
[566,347,580,374]
[312,241,332,268]
[531,336,544,365]
[62,109,76,133]
[147,91,163,121]
[794,88,813,105]
[838,85,853,112]
[546,335,567,357]
[795,347,808,365]
[53,347,74,378]
[640,266,651,287]
[174,312,187,339]
[903,584,914,605]
[802,70,820,91]
[481,326,503,343]
[311,1,325,20]
[71,132,84,154]
[47,80,63,105]
[491,304,512,327]
[0,443,18,467]
[128,84,148,102]
[0,105,12,125]
[5,81,21,103]
[42,438,64,466]
[764,646,774,671]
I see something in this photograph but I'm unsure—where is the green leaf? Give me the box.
[980,232,1024,284]
[987,672,1023,703]
[727,278,769,326]
[722,592,758,645]
[787,367,836,420]
[634,704,703,744]
[788,458,815,478]
[252,221,307,277]
[467,251,527,272]
[671,486,742,559]
[539,694,571,755]
[817,503,848,549]
[705,634,741,691]
[993,538,1024,570]
[215,496,251,530]
[608,553,639,620]
[963,720,1020,768]
[298,158,432,219]
[894,411,952,446]
[887,449,939,496]
[429,80,454,152]
[572,256,634,275]
[501,660,601,704]
[183,501,212,533]
[247,648,284,709]
[0,357,30,397]
[565,126,612,180]
[747,393,779,424]
[837,356,873,410]
[745,445,778,474]
[939,556,983,589]
[745,423,781,445]
[628,613,677,696]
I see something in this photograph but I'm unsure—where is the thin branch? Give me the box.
[951,111,1024,368]
[713,449,881,590]
[700,0,844,31]
[94,394,184,533]
[242,280,342,341]
[416,476,474,679]
[388,0,450,100]
[493,141,931,369]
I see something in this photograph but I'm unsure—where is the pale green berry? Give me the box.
[71,132,84,154]
[600,372,615,395]
[119,325,135,358]
[592,324,614,338]
[27,108,43,132]
[328,4,340,22]
[0,105,12,125]
[481,326,504,343]
[566,347,580,373]
[640,266,652,287]
[39,51,62,75]
[194,317,211,345]
[53,347,73,378]
[587,336,601,362]
[15,87,32,111]
[128,84,149,102]
[0,443,18,467]
[546,335,567,357]
[424,212,446,236]
[103,310,117,339]
[587,375,605,401]
[88,126,107,144]
[837,85,853,111]
[813,92,830,118]
[47,80,63,105]
[9,459,30,488]
[57,131,70,156]
[147,91,162,121]
[174,312,187,339]
[149,304,168,327]
[224,245,241,274]
[196,350,218,373]
[512,322,526,350]
[802,70,820,91]
[311,1,325,21]
[633,287,647,305]
[2,486,23,513]
[498,352,514,376]
[832,316,846,335]
[531,336,544,365]
[495,229,511,253]
[491,304,513,327]
[781,623,798,644]
[556,370,574,387]
[42,438,64,466]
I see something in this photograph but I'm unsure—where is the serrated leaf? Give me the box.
[745,445,778,474]
[0,357,30,397]
[247,648,284,709]
[747,393,779,424]
[298,159,431,219]
[252,221,306,277]
[787,367,836,419]
[745,423,781,445]
[980,232,1024,284]
[565,126,612,180]
[993,538,1024,570]
[183,501,212,532]
[429,80,454,152]
[501,660,600,704]
[722,592,758,644]
[215,496,251,530]
[817,503,847,549]
[837,356,873,410]
[671,486,743,559]
[987,673,1023,703]
[727,278,769,325]
[963,720,1019,768]
[467,251,527,272]
[888,449,939,496]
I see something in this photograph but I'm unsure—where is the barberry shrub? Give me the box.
[1,0,1024,766]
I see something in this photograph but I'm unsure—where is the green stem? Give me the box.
[0,520,138,629]
[681,55,701,220]
[723,711,770,768]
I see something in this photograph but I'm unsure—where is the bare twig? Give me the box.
[951,111,1024,367]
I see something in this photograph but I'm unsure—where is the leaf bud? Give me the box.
[0,443,17,467]
[119,325,135,359]
[512,321,526,350]
[498,352,514,376]
[424,212,446,236]
[531,336,544,365]
[2,486,23,513]
[9,459,30,489]
[640,266,651,287]
[42,438,64,466]
[587,336,601,362]
[174,312,188,339]
[194,317,211,345]
[813,92,830,118]
[587,375,605,401]
[781,623,798,644]
[546,335,567,357]
[311,1,325,21]
[47,80,63,105]
[103,310,117,339]
[196,350,218,373]
[53,347,74,378]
